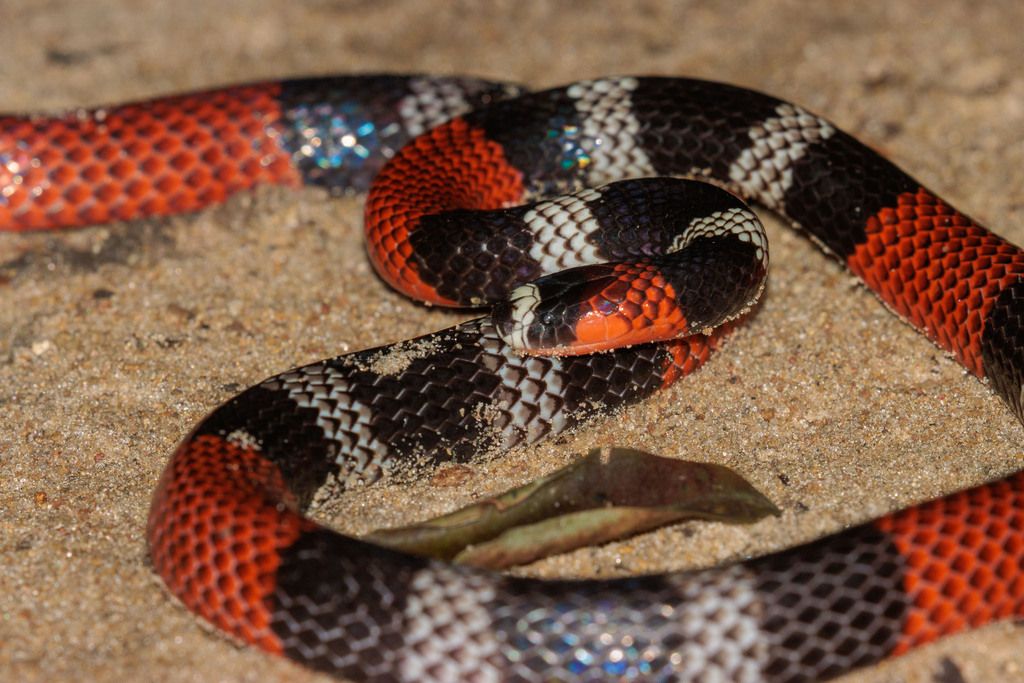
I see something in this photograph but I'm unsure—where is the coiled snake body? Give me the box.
[4,75,1024,682]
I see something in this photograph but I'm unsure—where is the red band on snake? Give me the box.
[4,75,1024,682]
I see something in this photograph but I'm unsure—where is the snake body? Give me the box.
[4,75,1024,682]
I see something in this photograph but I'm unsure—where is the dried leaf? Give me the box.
[366,446,778,568]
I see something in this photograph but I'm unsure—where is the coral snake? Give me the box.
[3,74,1024,681]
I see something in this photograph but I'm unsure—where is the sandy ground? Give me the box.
[2,1,1024,681]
